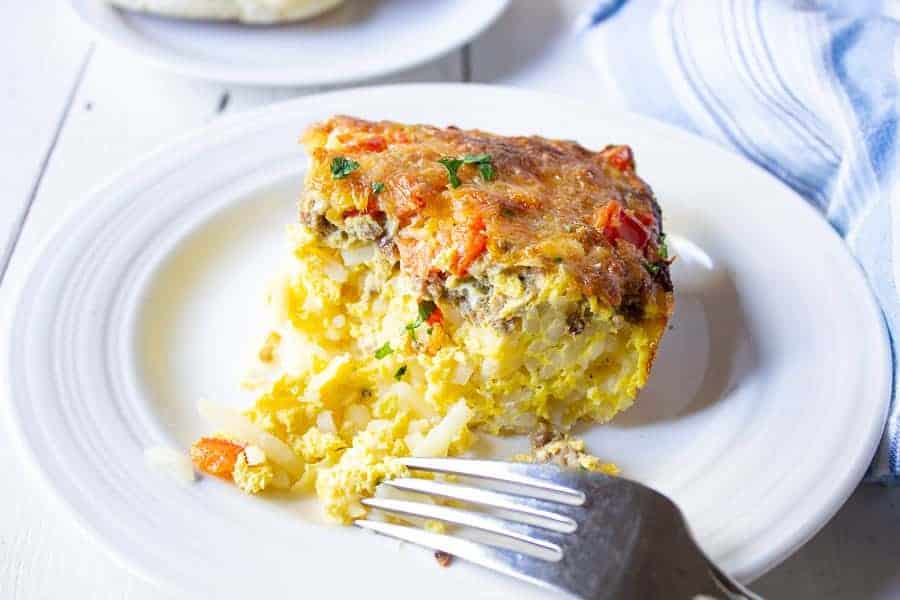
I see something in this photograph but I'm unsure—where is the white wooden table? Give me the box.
[2,2,899,598]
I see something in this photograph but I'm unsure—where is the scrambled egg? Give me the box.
[233,449,275,494]
[198,225,648,523]
[513,424,619,475]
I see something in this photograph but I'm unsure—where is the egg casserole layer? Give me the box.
[190,117,673,523]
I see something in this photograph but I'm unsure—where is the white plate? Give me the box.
[69,0,509,86]
[5,85,889,599]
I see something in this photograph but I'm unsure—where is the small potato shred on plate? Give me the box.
[184,115,674,524]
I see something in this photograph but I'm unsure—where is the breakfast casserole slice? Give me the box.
[299,116,673,429]
[190,116,673,522]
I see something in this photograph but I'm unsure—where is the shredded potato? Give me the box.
[413,400,473,458]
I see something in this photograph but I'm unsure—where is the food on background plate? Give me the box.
[104,0,345,23]
[189,116,674,523]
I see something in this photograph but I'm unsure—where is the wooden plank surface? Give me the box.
[2,1,900,599]
[0,3,92,282]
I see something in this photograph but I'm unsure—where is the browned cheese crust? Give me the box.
[300,116,674,321]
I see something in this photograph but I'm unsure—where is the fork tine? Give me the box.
[355,520,564,594]
[362,498,563,559]
[398,458,586,506]
[383,478,577,533]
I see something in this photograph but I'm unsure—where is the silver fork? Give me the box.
[355,457,762,600]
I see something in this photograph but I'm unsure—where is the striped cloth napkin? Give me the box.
[582,0,899,481]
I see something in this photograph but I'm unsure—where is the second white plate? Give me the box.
[5,84,890,599]
[69,0,509,86]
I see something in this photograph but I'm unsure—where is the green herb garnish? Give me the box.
[463,153,496,182]
[374,342,393,359]
[331,156,360,179]
[394,365,407,380]
[553,256,563,263]
[658,233,669,260]
[438,154,496,188]
[438,157,464,188]
[406,300,438,332]
[644,262,661,276]
[418,300,437,322]
[371,181,385,194]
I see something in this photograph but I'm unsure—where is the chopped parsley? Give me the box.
[330,156,360,179]
[394,365,407,380]
[553,256,563,263]
[463,153,496,182]
[644,262,662,276]
[479,161,496,182]
[438,157,464,188]
[658,233,669,260]
[418,300,438,322]
[438,154,496,188]
[374,342,393,359]
[406,300,438,332]
[371,181,385,194]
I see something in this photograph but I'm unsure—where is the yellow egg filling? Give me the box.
[205,225,663,523]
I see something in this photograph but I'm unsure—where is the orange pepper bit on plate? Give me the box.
[190,437,245,481]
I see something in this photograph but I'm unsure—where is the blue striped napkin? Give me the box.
[582,0,899,482]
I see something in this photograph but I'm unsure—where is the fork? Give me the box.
[355,458,763,600]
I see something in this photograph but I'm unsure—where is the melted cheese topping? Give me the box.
[301,116,673,318]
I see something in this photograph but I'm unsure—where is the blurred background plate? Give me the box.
[68,0,509,86]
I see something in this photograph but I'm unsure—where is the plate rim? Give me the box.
[3,83,891,593]
[66,0,511,86]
